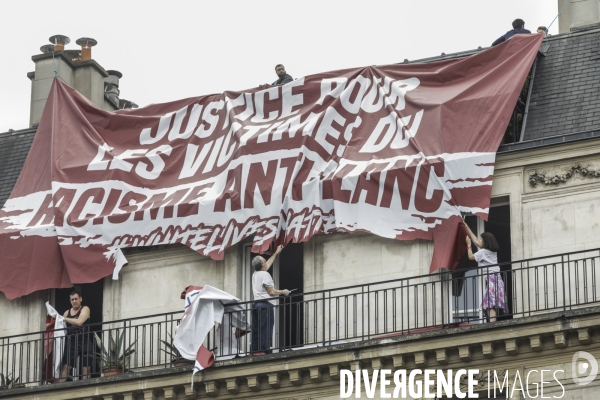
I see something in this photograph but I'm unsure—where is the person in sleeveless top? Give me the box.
[464,222,508,323]
[59,290,91,381]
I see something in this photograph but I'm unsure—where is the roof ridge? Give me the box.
[0,127,37,137]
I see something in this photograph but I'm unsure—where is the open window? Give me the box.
[241,242,304,351]
[452,201,513,323]
[53,279,104,380]
[502,57,538,144]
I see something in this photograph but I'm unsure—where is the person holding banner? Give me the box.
[492,18,531,46]
[250,245,290,355]
[464,223,507,323]
[272,64,293,86]
[59,291,92,381]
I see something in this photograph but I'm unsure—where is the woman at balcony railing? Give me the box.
[464,223,508,322]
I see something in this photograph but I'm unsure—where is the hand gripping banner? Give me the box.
[0,34,543,299]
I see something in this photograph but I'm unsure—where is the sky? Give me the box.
[0,0,560,133]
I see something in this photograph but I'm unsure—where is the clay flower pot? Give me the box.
[172,357,194,367]
[102,367,123,377]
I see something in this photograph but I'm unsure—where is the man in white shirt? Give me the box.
[251,245,290,355]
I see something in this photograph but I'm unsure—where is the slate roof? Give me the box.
[523,28,600,140]
[0,128,36,208]
[1,27,600,207]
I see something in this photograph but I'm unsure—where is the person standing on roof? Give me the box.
[492,19,531,46]
[272,64,293,86]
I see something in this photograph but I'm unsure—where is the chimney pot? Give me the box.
[64,49,82,62]
[40,44,55,54]
[76,37,98,61]
[104,70,122,108]
[48,35,70,51]
[107,70,123,79]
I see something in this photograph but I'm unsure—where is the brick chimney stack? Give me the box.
[28,35,120,127]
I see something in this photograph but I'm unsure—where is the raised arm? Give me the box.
[463,221,483,248]
[492,35,505,47]
[466,236,476,261]
[263,245,283,271]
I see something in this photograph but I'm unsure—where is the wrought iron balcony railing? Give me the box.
[1,248,599,389]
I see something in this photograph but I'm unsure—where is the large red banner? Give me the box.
[0,35,542,299]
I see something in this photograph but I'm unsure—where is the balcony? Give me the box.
[1,248,600,398]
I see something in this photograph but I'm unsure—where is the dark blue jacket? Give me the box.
[492,28,531,46]
[272,74,293,86]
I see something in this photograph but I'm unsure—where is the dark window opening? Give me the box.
[484,204,512,321]
[248,243,304,350]
[278,243,304,349]
[452,215,480,322]
[502,60,536,144]
[54,279,104,380]
[451,204,512,323]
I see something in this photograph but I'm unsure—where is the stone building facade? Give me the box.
[2,4,600,398]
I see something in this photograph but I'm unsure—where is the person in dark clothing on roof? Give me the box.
[492,19,531,46]
[272,64,293,86]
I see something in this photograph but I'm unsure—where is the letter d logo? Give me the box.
[572,351,598,385]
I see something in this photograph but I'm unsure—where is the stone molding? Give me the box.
[3,308,600,399]
[528,162,600,188]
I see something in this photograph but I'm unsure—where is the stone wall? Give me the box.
[0,291,45,337]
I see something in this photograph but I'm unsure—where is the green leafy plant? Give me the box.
[160,332,182,360]
[160,332,195,366]
[0,373,22,389]
[94,330,136,372]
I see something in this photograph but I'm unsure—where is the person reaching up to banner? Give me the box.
[251,245,290,355]
[464,222,507,323]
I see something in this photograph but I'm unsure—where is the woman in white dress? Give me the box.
[464,222,508,322]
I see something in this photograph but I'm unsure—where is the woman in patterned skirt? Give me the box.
[464,222,508,322]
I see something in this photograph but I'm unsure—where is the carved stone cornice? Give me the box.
[3,308,600,399]
[529,162,600,188]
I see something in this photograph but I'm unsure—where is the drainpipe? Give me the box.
[519,57,538,142]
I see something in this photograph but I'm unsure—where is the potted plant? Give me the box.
[160,333,194,367]
[94,330,136,376]
[0,373,25,390]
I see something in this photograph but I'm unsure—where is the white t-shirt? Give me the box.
[474,248,500,273]
[252,271,276,305]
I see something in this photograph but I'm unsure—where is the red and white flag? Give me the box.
[174,285,247,385]
[44,302,66,380]
[0,34,543,299]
